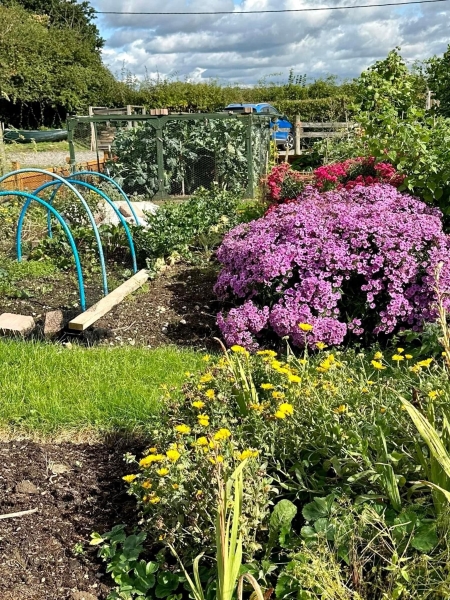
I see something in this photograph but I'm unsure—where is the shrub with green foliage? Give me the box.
[101,342,450,599]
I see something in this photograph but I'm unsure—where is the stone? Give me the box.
[0,313,35,336]
[49,462,70,475]
[44,310,64,338]
[15,480,38,494]
[118,202,145,220]
[72,593,98,600]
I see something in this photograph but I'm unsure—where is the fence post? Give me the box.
[67,118,77,174]
[0,123,6,176]
[295,115,302,155]
[245,114,254,199]
[154,117,168,200]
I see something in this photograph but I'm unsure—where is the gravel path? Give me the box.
[6,150,98,168]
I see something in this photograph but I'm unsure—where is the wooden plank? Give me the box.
[301,131,347,138]
[301,122,353,128]
[68,270,149,331]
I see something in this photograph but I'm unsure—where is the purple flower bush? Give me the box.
[215,184,450,350]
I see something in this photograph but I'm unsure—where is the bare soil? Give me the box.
[0,439,143,600]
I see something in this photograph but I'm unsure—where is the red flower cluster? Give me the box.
[314,156,405,192]
[265,163,312,202]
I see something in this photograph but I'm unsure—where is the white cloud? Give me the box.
[91,0,450,83]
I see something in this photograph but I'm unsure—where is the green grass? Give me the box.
[0,340,205,435]
[5,140,88,154]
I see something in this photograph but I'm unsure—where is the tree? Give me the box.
[426,45,450,117]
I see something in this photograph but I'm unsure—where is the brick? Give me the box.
[44,310,65,338]
[0,313,35,336]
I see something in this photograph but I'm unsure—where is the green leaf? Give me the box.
[268,499,297,549]
[411,523,438,553]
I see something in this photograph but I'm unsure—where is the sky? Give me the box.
[89,0,450,85]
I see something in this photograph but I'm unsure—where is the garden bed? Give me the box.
[0,438,142,600]
[0,263,220,350]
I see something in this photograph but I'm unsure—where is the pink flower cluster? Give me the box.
[265,163,312,202]
[215,184,450,350]
[314,157,405,192]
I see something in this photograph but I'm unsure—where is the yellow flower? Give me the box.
[203,355,211,362]
[405,354,413,359]
[410,364,422,374]
[139,454,165,467]
[287,374,302,383]
[185,372,193,377]
[257,350,277,357]
[278,402,294,416]
[197,414,210,427]
[367,380,375,385]
[371,360,385,370]
[316,342,327,350]
[175,424,191,435]
[380,407,386,414]
[272,391,285,399]
[205,389,215,399]
[397,348,405,354]
[156,468,169,476]
[249,403,264,412]
[270,360,282,369]
[142,480,152,489]
[196,490,204,498]
[192,400,205,409]
[274,410,287,419]
[200,373,213,383]
[374,351,383,360]
[166,449,181,462]
[172,483,179,490]
[334,404,348,414]
[214,428,232,441]
[238,449,259,460]
[216,455,224,463]
[362,388,369,393]
[194,436,209,446]
[392,354,404,362]
[417,358,433,368]
[428,390,439,399]
[122,474,137,483]
[231,345,249,355]
[261,383,274,390]
[147,447,158,454]
[299,323,313,331]
[150,496,161,504]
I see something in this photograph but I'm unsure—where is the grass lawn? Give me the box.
[0,339,205,436]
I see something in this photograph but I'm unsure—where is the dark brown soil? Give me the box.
[0,439,142,600]
[0,263,222,350]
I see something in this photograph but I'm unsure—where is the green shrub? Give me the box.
[109,343,450,599]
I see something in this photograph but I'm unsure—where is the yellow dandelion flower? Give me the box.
[142,480,152,489]
[274,410,287,419]
[392,354,404,362]
[231,345,249,355]
[261,383,274,390]
[203,355,211,362]
[175,424,191,435]
[185,372,193,377]
[122,474,137,483]
[272,391,285,399]
[150,496,161,504]
[192,400,205,409]
[194,436,209,446]
[334,404,348,414]
[205,389,215,399]
[270,360,282,369]
[397,348,405,354]
[405,354,413,359]
[367,380,375,385]
[172,483,179,490]
[238,449,259,460]
[428,390,439,399]
[278,402,294,416]
[216,455,224,463]
[249,403,264,412]
[417,358,433,368]
[287,374,302,383]
[166,449,181,463]
[139,454,165,467]
[214,428,232,441]
[299,323,313,331]
[147,447,158,454]
[371,360,386,370]
[257,350,277,357]
[196,490,204,497]
[197,414,210,427]
[156,468,169,476]
[410,364,422,374]
[316,342,327,350]
[200,373,213,383]
[374,351,383,360]
[362,388,369,393]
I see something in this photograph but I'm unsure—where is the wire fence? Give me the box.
[68,113,272,200]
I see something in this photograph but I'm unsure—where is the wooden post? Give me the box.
[0,123,7,176]
[295,115,302,156]
[11,161,22,191]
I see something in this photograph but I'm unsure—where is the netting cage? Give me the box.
[67,113,272,200]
